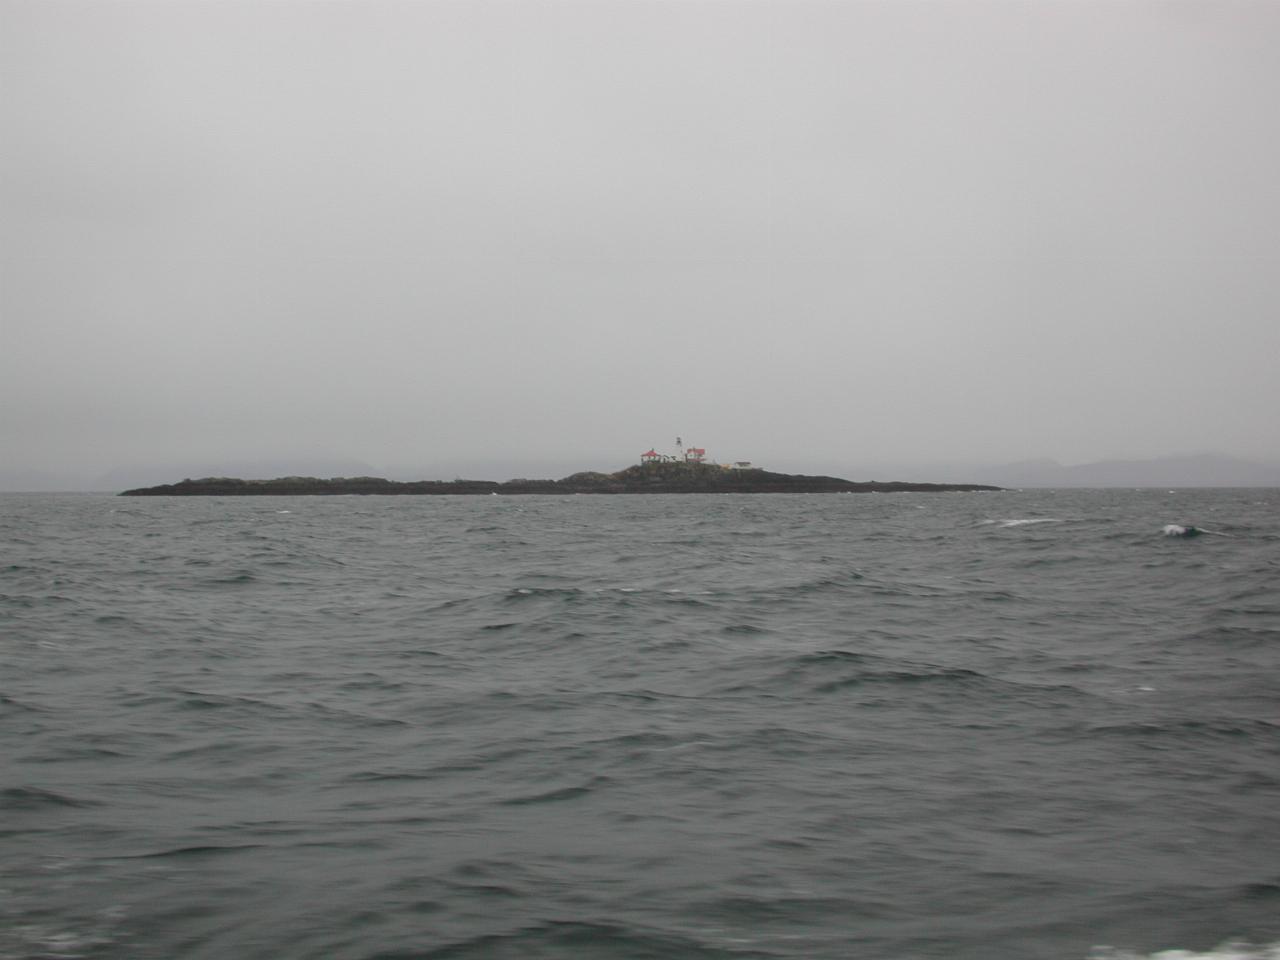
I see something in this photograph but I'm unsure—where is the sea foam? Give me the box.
[1090,941,1280,960]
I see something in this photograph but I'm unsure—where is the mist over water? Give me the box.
[3,489,1279,959]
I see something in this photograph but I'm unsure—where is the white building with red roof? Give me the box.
[639,443,715,465]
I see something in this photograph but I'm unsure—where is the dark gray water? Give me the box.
[3,489,1279,960]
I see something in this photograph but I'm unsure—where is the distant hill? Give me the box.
[974,454,1280,488]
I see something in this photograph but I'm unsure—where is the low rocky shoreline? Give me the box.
[120,463,1001,496]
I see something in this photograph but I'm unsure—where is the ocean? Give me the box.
[2,488,1278,960]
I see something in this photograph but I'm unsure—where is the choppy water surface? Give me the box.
[3,489,1279,960]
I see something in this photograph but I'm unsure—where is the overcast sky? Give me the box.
[3,0,1278,487]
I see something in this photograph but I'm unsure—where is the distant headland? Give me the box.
[119,443,999,496]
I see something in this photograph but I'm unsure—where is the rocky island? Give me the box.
[120,461,1000,496]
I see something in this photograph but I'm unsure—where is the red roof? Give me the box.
[642,449,659,457]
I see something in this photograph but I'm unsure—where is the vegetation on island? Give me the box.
[119,461,1001,496]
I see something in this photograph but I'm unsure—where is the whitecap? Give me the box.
[1089,940,1280,960]
[999,518,1063,527]
[1164,524,1229,538]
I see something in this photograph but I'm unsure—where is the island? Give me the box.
[120,461,1000,496]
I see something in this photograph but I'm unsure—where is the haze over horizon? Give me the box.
[4,0,1278,491]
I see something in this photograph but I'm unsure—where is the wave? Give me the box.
[364,920,757,960]
[0,786,100,810]
[498,779,607,806]
[1089,940,1280,960]
[125,843,265,860]
[1073,718,1279,742]
[710,649,1088,707]
[0,693,45,715]
[1175,626,1280,649]
[209,570,258,584]
[1163,524,1230,538]
[695,892,899,922]
[505,586,584,602]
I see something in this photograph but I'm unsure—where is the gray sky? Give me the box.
[3,0,1278,487]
